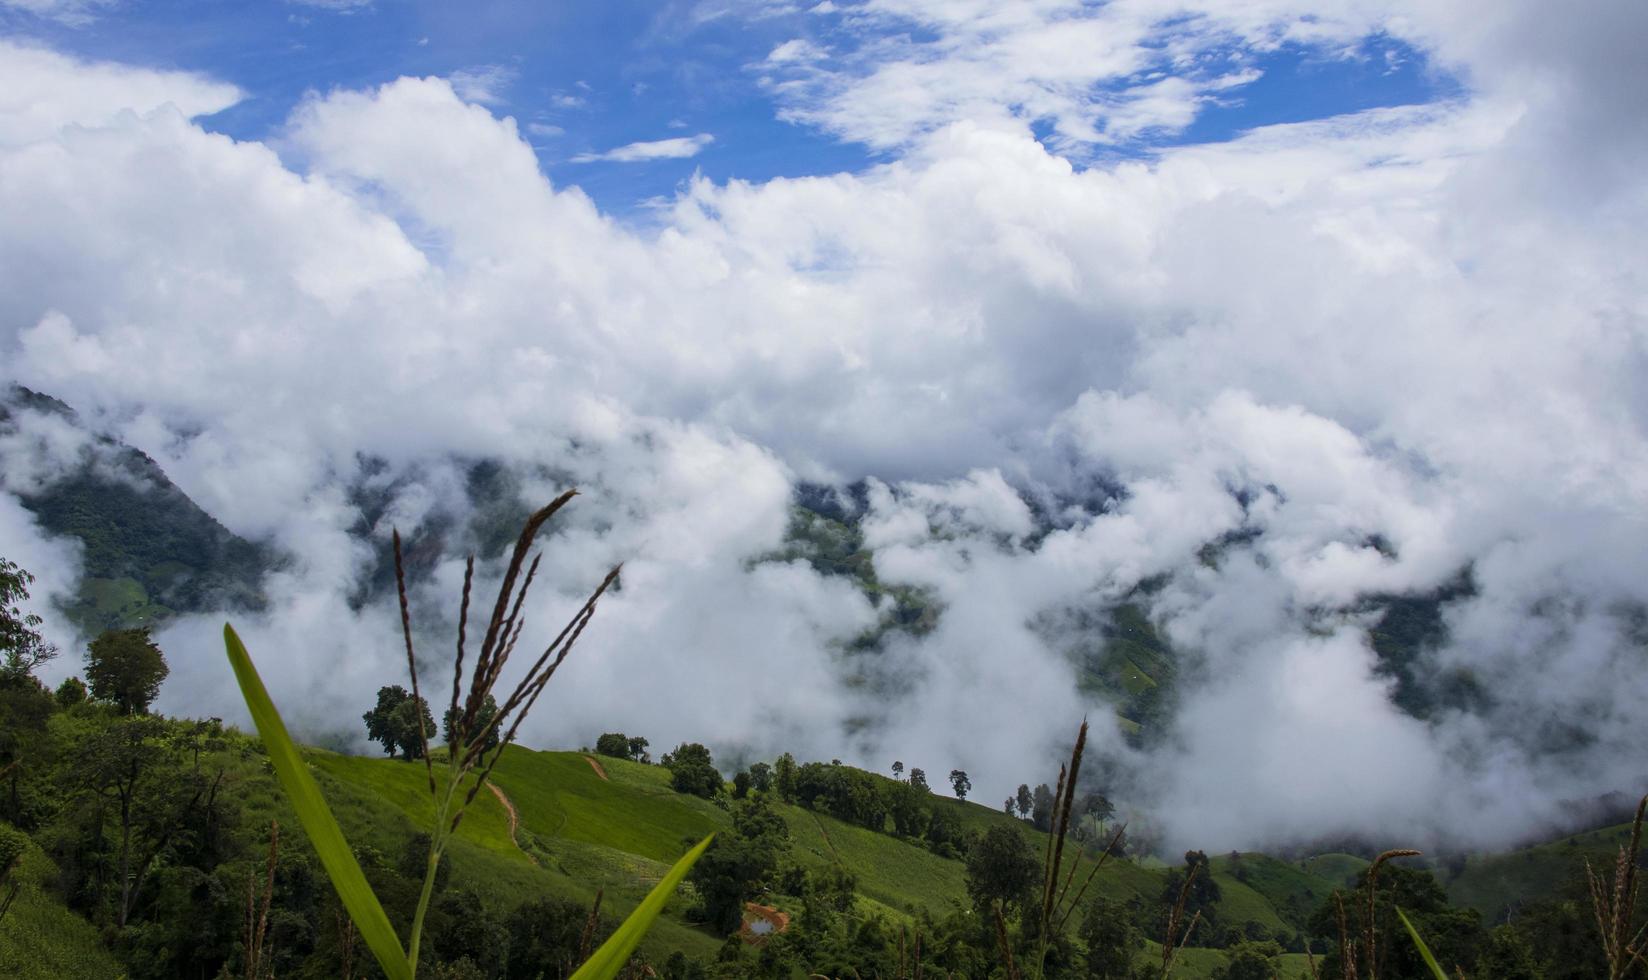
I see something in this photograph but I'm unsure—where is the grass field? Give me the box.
[0,837,127,979]
[1447,821,1632,921]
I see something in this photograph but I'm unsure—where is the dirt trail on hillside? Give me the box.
[810,813,842,864]
[583,755,609,780]
[487,782,538,866]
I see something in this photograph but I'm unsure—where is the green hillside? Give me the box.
[1447,821,1636,922]
[0,836,126,979]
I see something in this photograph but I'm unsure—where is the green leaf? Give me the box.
[1396,906,1451,980]
[571,833,714,980]
[224,624,413,980]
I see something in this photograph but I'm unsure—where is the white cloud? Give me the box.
[1,0,1647,851]
[526,121,565,138]
[572,132,715,163]
[0,40,241,146]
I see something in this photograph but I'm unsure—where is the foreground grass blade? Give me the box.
[225,624,413,980]
[572,834,714,979]
[1396,906,1450,980]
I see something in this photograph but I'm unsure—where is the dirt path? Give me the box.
[810,813,842,864]
[487,782,538,866]
[583,755,609,780]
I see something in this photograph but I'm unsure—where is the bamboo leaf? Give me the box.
[1396,906,1450,980]
[224,624,413,980]
[572,834,714,980]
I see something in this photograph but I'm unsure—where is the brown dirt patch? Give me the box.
[739,903,790,945]
[583,755,610,780]
[487,782,538,866]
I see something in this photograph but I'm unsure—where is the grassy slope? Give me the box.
[0,839,128,979]
[1447,821,1632,921]
[1208,853,1343,933]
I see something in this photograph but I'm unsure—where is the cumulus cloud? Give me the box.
[572,132,715,163]
[1,0,1647,853]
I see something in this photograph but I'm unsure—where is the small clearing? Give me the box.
[583,755,610,780]
[740,903,790,945]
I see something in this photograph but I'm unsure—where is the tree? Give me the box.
[662,742,722,798]
[732,770,751,799]
[444,693,498,752]
[748,761,772,792]
[595,732,631,759]
[948,768,970,800]
[774,752,797,803]
[965,824,1041,912]
[1004,797,1015,814]
[891,760,904,779]
[55,675,87,707]
[1080,898,1142,979]
[365,685,410,757]
[1015,783,1033,819]
[363,685,434,759]
[1160,850,1222,942]
[1031,783,1055,832]
[84,627,169,714]
[627,736,650,763]
[690,796,786,934]
[886,779,931,838]
[391,695,436,761]
[0,558,56,682]
[908,767,928,791]
[1212,939,1283,980]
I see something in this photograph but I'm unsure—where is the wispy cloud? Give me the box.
[753,1,1399,150]
[572,132,714,163]
[1,0,120,27]
[448,64,517,106]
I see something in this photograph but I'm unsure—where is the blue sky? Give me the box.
[2,0,1457,215]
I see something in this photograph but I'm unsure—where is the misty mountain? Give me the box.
[0,386,271,632]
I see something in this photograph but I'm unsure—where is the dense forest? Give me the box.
[2,552,1644,979]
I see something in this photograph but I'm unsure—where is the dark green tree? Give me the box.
[662,742,722,798]
[363,685,434,759]
[690,796,787,934]
[1160,850,1222,942]
[948,768,970,800]
[908,767,928,791]
[0,558,55,681]
[55,674,87,707]
[627,736,650,763]
[1307,864,1481,978]
[443,693,498,752]
[1079,898,1142,978]
[891,760,904,779]
[732,770,751,799]
[364,685,411,757]
[1212,939,1283,980]
[1015,783,1033,819]
[502,895,606,979]
[595,732,631,758]
[748,761,772,792]
[84,627,169,714]
[774,752,797,802]
[964,824,1040,912]
[1030,782,1054,832]
[391,696,436,761]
